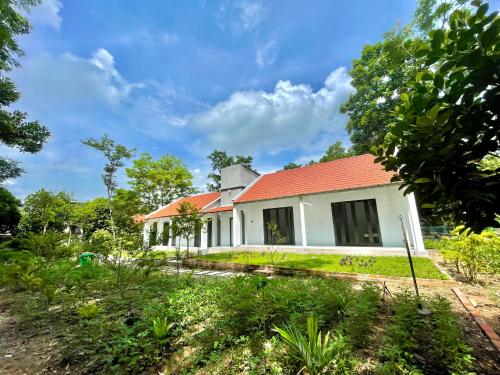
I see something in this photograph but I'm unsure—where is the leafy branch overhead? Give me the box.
[0,0,50,181]
[375,2,500,232]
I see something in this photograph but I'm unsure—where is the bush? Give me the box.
[378,293,474,374]
[17,232,80,260]
[438,226,500,281]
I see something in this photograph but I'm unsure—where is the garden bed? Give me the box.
[192,251,448,280]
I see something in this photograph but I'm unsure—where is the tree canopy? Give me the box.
[375,2,499,232]
[207,150,253,191]
[0,187,21,234]
[319,141,354,162]
[126,153,196,211]
[341,0,471,154]
[0,0,50,181]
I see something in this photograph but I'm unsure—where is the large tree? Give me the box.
[0,187,21,234]
[341,0,470,154]
[73,197,110,239]
[82,134,134,239]
[206,150,253,191]
[126,153,196,211]
[375,2,499,232]
[0,0,50,181]
[19,189,73,233]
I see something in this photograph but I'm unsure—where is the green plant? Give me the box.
[439,226,500,282]
[378,293,475,374]
[152,317,174,340]
[76,303,103,318]
[20,271,43,291]
[274,316,348,375]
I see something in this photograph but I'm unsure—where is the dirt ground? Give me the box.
[1,256,499,375]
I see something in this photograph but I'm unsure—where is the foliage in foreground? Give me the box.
[376,2,500,232]
[0,246,475,375]
[378,293,475,375]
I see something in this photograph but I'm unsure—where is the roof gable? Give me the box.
[234,154,394,203]
[146,192,220,219]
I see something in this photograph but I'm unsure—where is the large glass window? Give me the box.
[229,218,233,246]
[331,199,382,246]
[263,207,295,245]
[149,222,157,247]
[207,220,213,247]
[216,216,221,246]
[162,222,170,246]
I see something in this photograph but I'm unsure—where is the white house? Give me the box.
[143,154,425,254]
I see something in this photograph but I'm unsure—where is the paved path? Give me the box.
[161,264,245,278]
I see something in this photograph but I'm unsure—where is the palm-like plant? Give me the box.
[274,317,347,375]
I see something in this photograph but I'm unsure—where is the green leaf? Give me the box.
[415,178,432,183]
[431,29,445,51]
[421,203,436,209]
[434,74,444,89]
[476,3,489,18]
[400,93,409,102]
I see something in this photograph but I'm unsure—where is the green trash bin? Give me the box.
[79,252,95,266]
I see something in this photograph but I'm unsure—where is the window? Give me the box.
[331,199,382,246]
[162,222,170,246]
[241,211,246,245]
[149,222,157,246]
[216,216,221,246]
[194,222,202,247]
[263,207,295,245]
[207,220,212,247]
[229,218,233,246]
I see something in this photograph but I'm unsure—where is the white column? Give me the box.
[143,221,150,247]
[299,197,307,247]
[232,208,240,247]
[157,220,164,246]
[407,193,425,253]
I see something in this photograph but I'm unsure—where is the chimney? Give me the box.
[219,164,259,206]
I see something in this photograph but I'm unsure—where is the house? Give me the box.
[143,154,425,254]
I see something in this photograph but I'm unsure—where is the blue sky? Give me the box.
[5,0,428,200]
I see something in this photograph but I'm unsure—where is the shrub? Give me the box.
[439,226,500,281]
[378,293,475,374]
[274,316,349,375]
[17,232,79,259]
[76,303,103,318]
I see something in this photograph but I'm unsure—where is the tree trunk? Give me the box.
[106,186,116,240]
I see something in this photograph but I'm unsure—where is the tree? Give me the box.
[82,134,134,239]
[0,187,21,234]
[171,201,204,273]
[319,142,354,162]
[112,189,146,234]
[19,189,73,233]
[74,197,110,239]
[207,150,253,191]
[0,0,50,181]
[126,153,196,211]
[375,2,500,232]
[283,162,302,170]
[341,0,470,154]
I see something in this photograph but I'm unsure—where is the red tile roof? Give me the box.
[204,205,233,214]
[234,154,395,203]
[146,192,220,219]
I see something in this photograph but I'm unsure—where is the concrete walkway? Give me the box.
[161,265,245,277]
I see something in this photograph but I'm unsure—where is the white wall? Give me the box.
[234,184,422,249]
[204,212,233,247]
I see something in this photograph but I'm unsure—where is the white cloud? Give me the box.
[256,41,278,67]
[29,0,63,30]
[186,67,354,155]
[12,48,143,108]
[217,0,267,34]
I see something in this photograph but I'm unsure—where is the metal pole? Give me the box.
[399,215,420,297]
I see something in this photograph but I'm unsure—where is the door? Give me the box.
[331,199,382,246]
[162,222,170,246]
[207,220,213,248]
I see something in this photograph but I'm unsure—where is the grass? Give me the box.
[196,251,447,279]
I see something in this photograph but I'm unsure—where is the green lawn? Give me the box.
[196,251,447,279]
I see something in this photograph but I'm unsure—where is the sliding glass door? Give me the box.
[263,206,295,245]
[331,199,382,246]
